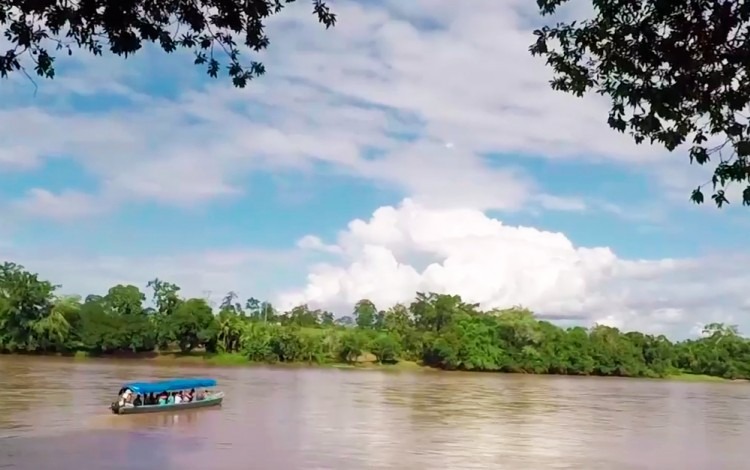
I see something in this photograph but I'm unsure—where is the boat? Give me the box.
[110,377,224,415]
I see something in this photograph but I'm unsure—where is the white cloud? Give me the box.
[0,196,745,338]
[264,0,666,162]
[534,194,588,212]
[279,199,750,337]
[0,144,42,170]
[11,188,107,221]
[0,0,681,220]
[296,235,343,255]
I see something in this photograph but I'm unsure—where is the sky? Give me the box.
[1,0,748,339]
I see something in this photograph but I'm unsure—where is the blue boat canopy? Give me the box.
[122,378,217,394]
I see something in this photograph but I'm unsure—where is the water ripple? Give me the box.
[1,357,749,469]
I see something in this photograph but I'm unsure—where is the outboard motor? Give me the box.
[110,401,121,414]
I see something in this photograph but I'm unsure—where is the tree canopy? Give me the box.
[531,0,750,207]
[2,261,750,380]
[0,0,335,87]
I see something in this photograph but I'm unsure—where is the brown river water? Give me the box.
[1,356,749,470]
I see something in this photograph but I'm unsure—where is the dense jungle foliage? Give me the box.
[1,262,749,380]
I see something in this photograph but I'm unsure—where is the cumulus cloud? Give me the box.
[279,199,750,337]
[0,197,746,339]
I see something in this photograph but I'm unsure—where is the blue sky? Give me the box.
[1,0,748,337]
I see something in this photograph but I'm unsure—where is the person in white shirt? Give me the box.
[174,392,182,404]
[118,388,133,407]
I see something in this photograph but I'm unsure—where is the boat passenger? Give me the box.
[158,394,167,405]
[174,392,183,404]
[133,395,143,407]
[118,388,133,407]
[147,393,156,405]
[186,389,195,402]
[195,389,205,401]
[166,393,175,405]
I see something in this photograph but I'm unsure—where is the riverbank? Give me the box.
[4,263,750,384]
[67,350,427,372]
[663,373,740,383]
[44,351,742,382]
[161,351,427,372]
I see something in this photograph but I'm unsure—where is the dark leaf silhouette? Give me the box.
[0,0,335,87]
[531,0,750,207]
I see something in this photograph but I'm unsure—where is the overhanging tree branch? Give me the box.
[0,0,335,87]
[531,0,750,207]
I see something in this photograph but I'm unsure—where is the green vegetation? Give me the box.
[1,261,749,380]
[0,0,334,87]
[532,0,750,207]
[665,373,731,383]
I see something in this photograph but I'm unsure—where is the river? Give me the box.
[1,356,749,469]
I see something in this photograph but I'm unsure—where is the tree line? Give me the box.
[1,261,749,380]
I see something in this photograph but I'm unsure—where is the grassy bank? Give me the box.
[60,351,745,382]
[68,349,425,372]
[159,352,425,372]
[664,372,736,383]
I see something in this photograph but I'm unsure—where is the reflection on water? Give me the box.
[1,356,749,469]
